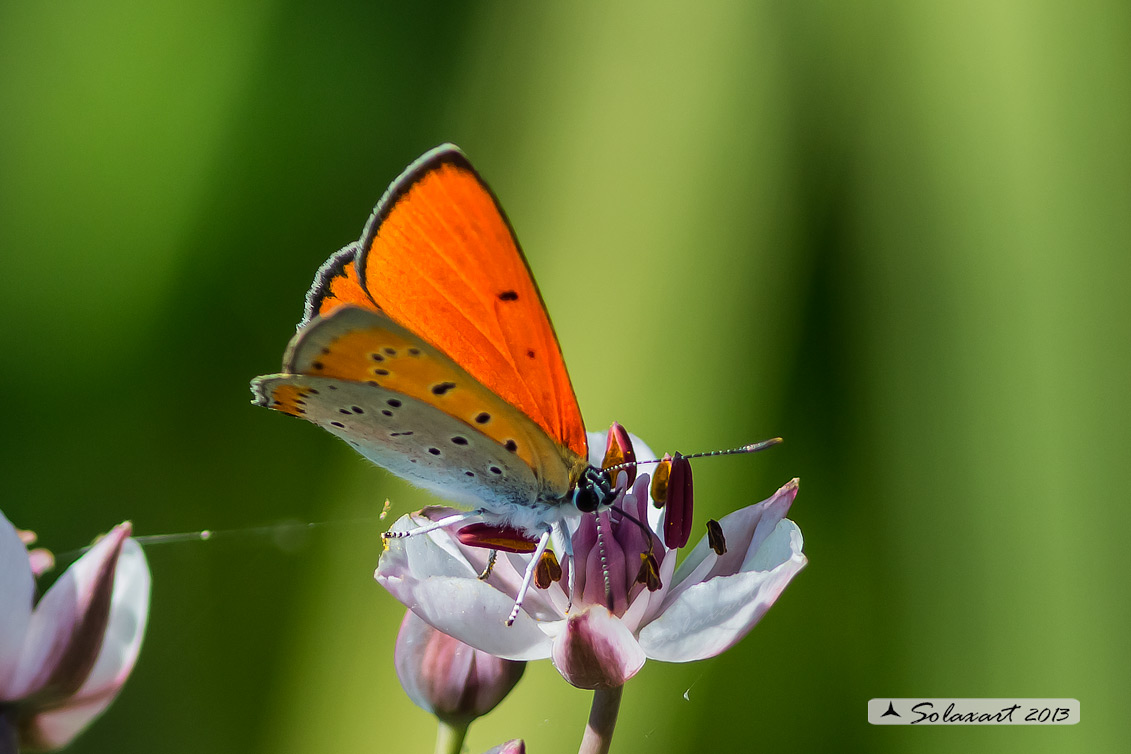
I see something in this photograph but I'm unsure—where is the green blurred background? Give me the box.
[2,1,1127,752]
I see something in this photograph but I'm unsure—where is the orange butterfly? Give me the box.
[251,146,619,564]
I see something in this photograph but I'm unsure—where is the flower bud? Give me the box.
[394,610,525,725]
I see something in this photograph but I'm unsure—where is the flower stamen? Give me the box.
[650,455,671,509]
[635,551,662,592]
[534,549,562,589]
[506,527,553,626]
[707,519,727,555]
[601,422,637,488]
[478,549,498,580]
[456,523,538,553]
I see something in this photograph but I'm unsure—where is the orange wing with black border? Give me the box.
[302,145,587,461]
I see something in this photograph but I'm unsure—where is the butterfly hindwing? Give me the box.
[301,242,374,326]
[253,305,584,506]
[251,374,544,511]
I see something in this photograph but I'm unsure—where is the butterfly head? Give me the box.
[570,466,619,513]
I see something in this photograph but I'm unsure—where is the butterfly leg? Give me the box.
[478,549,498,580]
[506,527,552,627]
[382,511,477,540]
[552,522,575,613]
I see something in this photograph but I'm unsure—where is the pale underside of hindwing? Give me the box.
[251,305,584,529]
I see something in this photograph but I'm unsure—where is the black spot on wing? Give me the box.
[431,382,456,396]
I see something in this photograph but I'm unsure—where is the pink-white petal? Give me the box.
[388,576,552,661]
[13,533,149,750]
[628,545,679,631]
[0,511,35,696]
[636,521,805,662]
[550,606,646,689]
[5,524,131,700]
[377,522,553,661]
[71,537,150,697]
[380,510,562,618]
[407,509,570,621]
[666,479,798,606]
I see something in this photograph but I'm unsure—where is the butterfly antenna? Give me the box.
[603,437,783,474]
[594,513,614,613]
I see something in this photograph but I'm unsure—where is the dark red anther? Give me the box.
[534,550,563,589]
[635,551,662,592]
[706,519,727,555]
[601,422,636,487]
[662,453,694,550]
[457,523,538,553]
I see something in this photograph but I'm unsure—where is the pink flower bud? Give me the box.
[394,610,524,725]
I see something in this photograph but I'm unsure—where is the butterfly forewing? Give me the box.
[306,145,587,461]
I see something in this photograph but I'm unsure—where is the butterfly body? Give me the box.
[252,145,613,535]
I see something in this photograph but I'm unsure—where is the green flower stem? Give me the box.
[578,685,624,754]
[435,719,469,754]
[0,710,16,754]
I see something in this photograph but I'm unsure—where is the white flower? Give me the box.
[0,511,150,751]
[376,431,805,689]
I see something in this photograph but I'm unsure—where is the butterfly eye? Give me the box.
[573,485,600,513]
[572,467,617,513]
